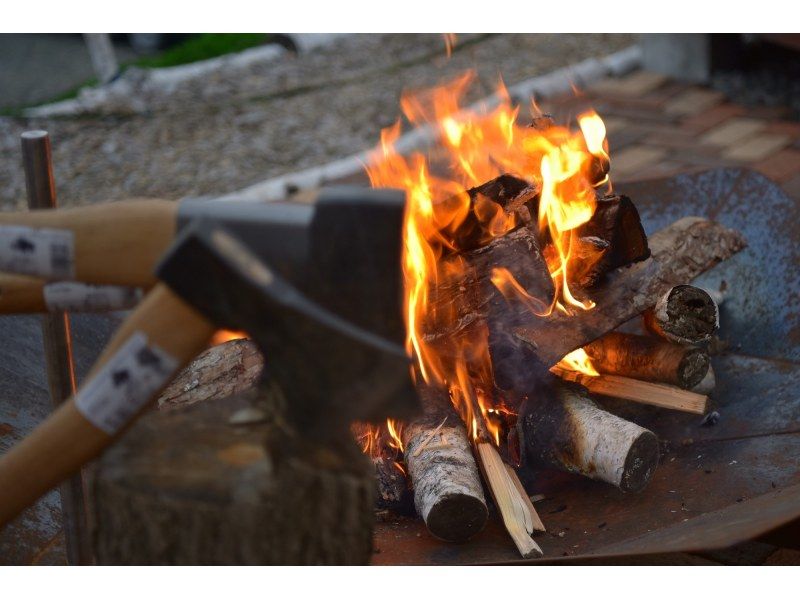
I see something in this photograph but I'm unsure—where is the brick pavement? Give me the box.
[537,69,800,201]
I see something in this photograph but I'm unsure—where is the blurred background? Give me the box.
[1,33,798,213]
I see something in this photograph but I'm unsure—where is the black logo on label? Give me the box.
[12,237,35,253]
[112,369,130,386]
[136,347,162,368]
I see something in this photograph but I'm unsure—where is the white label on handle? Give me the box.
[0,225,75,279]
[75,332,179,434]
[43,282,143,312]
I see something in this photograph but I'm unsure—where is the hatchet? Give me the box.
[0,188,417,526]
[0,190,318,289]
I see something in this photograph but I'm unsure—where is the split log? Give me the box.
[582,331,709,389]
[515,375,659,492]
[574,194,650,286]
[401,385,488,542]
[157,338,264,411]
[552,368,708,415]
[92,389,375,564]
[643,285,719,345]
[514,217,747,369]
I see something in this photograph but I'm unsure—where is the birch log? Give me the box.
[401,385,488,542]
[643,285,719,344]
[516,376,659,492]
[583,331,709,389]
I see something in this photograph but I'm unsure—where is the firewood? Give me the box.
[514,217,747,368]
[574,194,650,286]
[643,285,719,345]
[157,338,263,411]
[551,368,708,415]
[372,455,412,512]
[582,332,709,389]
[475,442,543,558]
[515,375,659,492]
[692,365,716,395]
[445,175,538,251]
[351,422,413,513]
[401,385,488,542]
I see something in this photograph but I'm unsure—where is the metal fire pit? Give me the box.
[373,167,800,564]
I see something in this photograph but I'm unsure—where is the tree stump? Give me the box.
[91,387,375,564]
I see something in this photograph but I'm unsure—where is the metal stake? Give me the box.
[21,130,91,565]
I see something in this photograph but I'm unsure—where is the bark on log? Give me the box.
[643,285,719,345]
[92,390,375,564]
[401,385,488,542]
[157,338,263,411]
[515,375,659,492]
[583,331,709,389]
[514,217,746,369]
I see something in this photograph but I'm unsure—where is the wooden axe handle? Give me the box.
[0,273,142,314]
[0,283,215,526]
[0,273,47,312]
[0,199,177,287]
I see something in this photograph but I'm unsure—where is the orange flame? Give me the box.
[556,347,600,376]
[366,73,610,444]
[210,329,248,345]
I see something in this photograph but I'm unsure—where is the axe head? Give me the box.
[156,188,418,436]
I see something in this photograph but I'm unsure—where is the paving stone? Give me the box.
[722,133,792,162]
[589,70,667,98]
[753,148,800,182]
[611,145,668,177]
[681,103,747,134]
[664,88,724,116]
[700,117,767,147]
[764,120,800,139]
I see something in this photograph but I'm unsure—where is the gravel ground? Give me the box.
[0,34,634,209]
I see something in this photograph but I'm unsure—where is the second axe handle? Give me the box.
[0,199,177,287]
[0,283,215,526]
[0,272,141,314]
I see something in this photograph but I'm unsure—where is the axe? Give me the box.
[0,191,319,289]
[0,188,417,526]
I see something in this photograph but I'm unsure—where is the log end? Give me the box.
[678,349,710,390]
[425,493,489,543]
[619,429,659,493]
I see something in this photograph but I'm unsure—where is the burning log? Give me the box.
[401,385,488,542]
[514,217,747,369]
[351,422,413,513]
[573,194,650,287]
[582,332,709,389]
[552,368,708,415]
[515,376,659,492]
[643,285,719,345]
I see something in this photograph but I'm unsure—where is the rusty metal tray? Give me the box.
[373,167,800,564]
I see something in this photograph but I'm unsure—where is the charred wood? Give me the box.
[574,194,650,286]
[583,331,710,389]
[643,285,719,345]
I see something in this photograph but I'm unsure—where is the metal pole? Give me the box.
[21,130,92,565]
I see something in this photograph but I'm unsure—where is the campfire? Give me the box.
[354,73,745,557]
